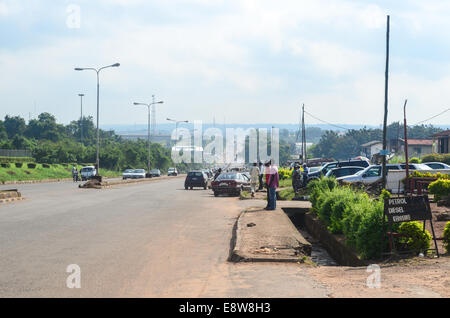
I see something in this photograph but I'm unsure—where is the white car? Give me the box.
[336,163,433,185]
[122,169,135,180]
[80,166,97,181]
[422,162,450,170]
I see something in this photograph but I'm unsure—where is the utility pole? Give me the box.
[381,15,390,190]
[302,104,307,164]
[152,95,157,136]
[403,100,410,194]
[78,93,84,143]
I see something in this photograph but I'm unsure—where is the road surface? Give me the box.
[0,179,328,297]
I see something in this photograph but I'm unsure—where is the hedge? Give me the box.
[428,179,450,201]
[307,177,431,259]
[421,153,450,165]
[0,157,35,163]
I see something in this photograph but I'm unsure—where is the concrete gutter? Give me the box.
[0,189,25,204]
[230,205,312,263]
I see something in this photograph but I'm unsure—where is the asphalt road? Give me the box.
[0,179,328,297]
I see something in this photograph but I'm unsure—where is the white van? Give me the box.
[80,166,97,181]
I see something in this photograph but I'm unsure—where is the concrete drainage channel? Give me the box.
[282,208,367,267]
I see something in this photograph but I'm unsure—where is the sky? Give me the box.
[0,0,450,127]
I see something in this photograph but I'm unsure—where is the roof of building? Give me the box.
[406,139,434,146]
[361,140,382,147]
[431,130,450,138]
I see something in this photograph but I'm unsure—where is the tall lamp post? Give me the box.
[134,99,164,174]
[167,118,189,171]
[74,63,120,176]
[78,93,84,143]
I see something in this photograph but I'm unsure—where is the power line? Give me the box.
[413,108,450,125]
[304,110,350,131]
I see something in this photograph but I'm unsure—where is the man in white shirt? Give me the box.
[249,162,260,197]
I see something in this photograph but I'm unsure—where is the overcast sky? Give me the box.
[0,0,449,127]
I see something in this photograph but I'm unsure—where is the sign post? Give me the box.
[383,195,439,257]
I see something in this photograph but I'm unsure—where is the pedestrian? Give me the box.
[258,161,264,191]
[74,168,79,182]
[249,162,260,197]
[72,166,77,182]
[292,164,302,194]
[265,159,279,210]
[214,168,222,180]
[302,163,309,187]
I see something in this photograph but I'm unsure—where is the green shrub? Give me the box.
[0,156,34,163]
[342,200,370,248]
[409,157,421,163]
[307,177,338,211]
[428,179,450,201]
[422,153,450,165]
[397,221,432,254]
[27,163,36,169]
[355,200,386,260]
[443,222,450,254]
[15,163,23,168]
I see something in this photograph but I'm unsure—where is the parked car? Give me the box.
[307,159,370,182]
[80,166,96,181]
[122,169,135,180]
[422,162,450,170]
[211,172,251,197]
[185,171,210,190]
[336,163,431,185]
[325,166,365,178]
[168,167,178,176]
[149,169,161,177]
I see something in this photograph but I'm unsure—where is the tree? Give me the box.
[4,115,26,139]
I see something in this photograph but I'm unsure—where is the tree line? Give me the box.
[310,122,443,160]
[0,113,175,171]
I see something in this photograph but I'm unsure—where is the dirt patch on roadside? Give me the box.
[306,256,450,297]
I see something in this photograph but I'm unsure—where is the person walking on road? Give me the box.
[249,162,260,198]
[265,159,279,210]
[214,168,222,181]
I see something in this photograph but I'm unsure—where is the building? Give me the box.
[403,139,433,157]
[361,141,383,158]
[431,130,450,154]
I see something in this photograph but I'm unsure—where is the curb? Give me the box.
[0,197,26,204]
[80,175,186,189]
[2,178,73,185]
[230,207,311,263]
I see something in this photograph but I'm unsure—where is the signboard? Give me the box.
[384,196,432,223]
[383,195,439,257]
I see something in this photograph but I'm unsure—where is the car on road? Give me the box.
[80,166,97,181]
[211,172,251,197]
[307,159,370,182]
[122,169,135,180]
[168,167,178,176]
[149,169,161,177]
[422,162,450,170]
[185,171,210,190]
[325,166,365,178]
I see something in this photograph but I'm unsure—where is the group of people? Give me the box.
[292,163,309,194]
[72,166,80,182]
[249,159,279,211]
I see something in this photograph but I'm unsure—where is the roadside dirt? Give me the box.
[306,256,450,297]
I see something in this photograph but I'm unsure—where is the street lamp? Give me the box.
[74,63,120,176]
[133,98,164,174]
[78,93,84,143]
[167,118,189,171]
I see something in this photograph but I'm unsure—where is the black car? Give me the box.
[307,159,370,182]
[185,171,209,190]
